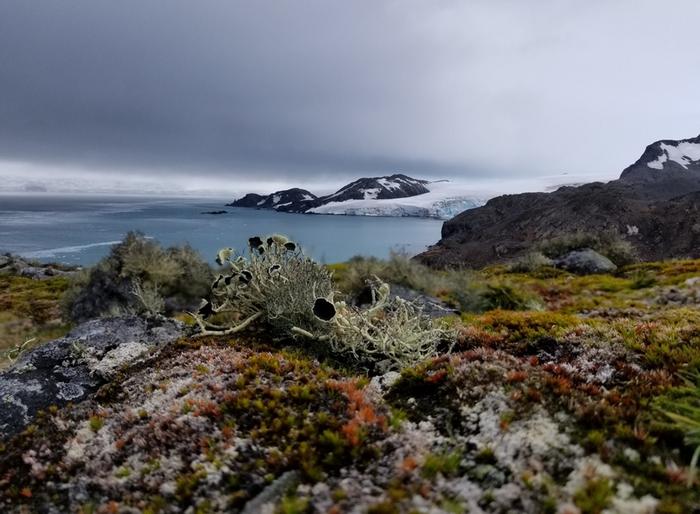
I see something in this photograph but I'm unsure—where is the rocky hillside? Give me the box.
[418,134,700,268]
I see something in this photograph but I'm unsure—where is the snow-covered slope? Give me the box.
[307,181,486,219]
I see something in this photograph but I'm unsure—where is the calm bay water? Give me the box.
[0,194,443,265]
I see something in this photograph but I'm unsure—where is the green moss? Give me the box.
[88,415,104,432]
[0,275,71,368]
[367,501,400,514]
[276,494,310,514]
[573,478,613,514]
[421,451,462,479]
[115,466,131,479]
[474,447,496,465]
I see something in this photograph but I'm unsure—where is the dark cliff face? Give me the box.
[417,135,700,268]
[228,174,430,213]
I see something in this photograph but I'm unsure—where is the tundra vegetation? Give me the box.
[1,234,700,513]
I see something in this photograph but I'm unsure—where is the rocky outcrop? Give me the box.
[229,193,266,207]
[417,134,700,268]
[0,316,184,439]
[0,253,78,280]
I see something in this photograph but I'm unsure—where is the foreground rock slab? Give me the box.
[0,315,184,439]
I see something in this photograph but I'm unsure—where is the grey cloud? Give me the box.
[1,0,699,187]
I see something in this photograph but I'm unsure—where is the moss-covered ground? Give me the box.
[2,259,700,512]
[0,275,72,369]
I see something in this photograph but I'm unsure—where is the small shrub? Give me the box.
[479,283,542,311]
[65,232,213,322]
[509,252,554,273]
[456,282,542,313]
[629,271,657,290]
[537,229,637,266]
[656,370,700,486]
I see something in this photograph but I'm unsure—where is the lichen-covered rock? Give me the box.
[0,316,183,439]
[554,248,618,274]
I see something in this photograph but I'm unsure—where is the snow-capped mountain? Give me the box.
[228,188,317,210]
[619,134,700,198]
[622,134,700,176]
[320,174,429,202]
[227,174,485,219]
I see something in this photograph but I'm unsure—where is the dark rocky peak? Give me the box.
[228,193,266,208]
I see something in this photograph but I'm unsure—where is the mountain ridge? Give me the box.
[228,174,430,213]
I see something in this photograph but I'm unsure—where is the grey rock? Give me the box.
[0,315,184,440]
[685,276,700,287]
[0,253,79,280]
[355,283,458,319]
[554,249,617,275]
[241,470,300,514]
[19,265,73,280]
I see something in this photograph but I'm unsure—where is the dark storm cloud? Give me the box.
[1,0,700,186]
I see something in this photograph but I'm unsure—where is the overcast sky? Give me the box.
[1,0,699,194]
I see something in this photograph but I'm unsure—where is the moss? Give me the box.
[572,477,613,514]
[276,494,311,514]
[88,415,104,432]
[474,447,497,465]
[0,275,71,368]
[421,451,462,479]
[367,501,400,514]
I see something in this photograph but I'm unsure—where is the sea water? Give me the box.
[0,194,443,265]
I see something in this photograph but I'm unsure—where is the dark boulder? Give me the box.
[554,249,617,275]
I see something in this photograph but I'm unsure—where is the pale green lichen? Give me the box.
[191,236,452,370]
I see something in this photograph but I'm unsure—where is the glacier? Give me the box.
[307,181,486,220]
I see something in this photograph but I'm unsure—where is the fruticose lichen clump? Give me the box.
[191,235,452,370]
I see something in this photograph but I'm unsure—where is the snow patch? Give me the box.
[360,188,381,199]
[377,178,401,191]
[647,142,700,170]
